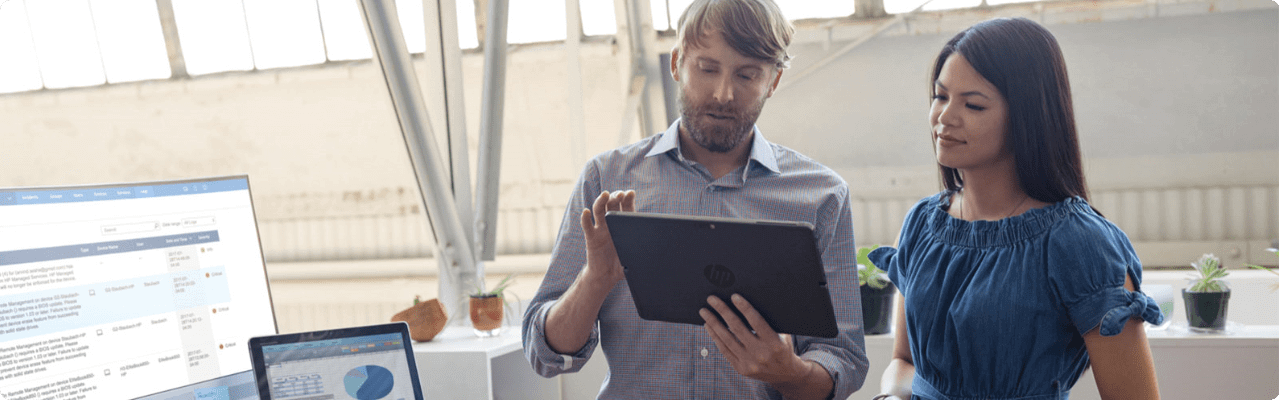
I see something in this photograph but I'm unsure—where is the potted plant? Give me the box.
[390,295,448,341]
[858,246,895,335]
[1183,253,1230,332]
[1245,247,1278,292]
[469,274,516,337]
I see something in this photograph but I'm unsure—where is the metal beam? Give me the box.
[358,0,479,324]
[565,0,587,166]
[154,0,188,79]
[423,0,476,249]
[473,0,509,262]
[856,0,887,19]
[613,0,666,142]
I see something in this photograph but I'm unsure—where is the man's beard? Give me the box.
[678,90,765,153]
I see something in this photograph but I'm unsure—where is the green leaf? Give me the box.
[1247,264,1279,275]
[477,273,518,296]
[857,245,888,289]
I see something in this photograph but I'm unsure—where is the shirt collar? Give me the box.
[645,119,781,175]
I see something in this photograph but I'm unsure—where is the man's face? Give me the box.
[673,30,781,153]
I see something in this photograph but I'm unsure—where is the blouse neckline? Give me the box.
[931,191,1093,248]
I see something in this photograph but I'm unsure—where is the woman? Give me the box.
[868,18,1163,400]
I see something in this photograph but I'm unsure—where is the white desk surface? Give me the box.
[410,325,523,356]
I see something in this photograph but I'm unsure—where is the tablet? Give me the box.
[247,322,424,400]
[604,211,838,338]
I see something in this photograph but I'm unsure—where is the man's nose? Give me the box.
[712,76,734,104]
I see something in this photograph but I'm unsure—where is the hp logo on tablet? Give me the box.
[703,264,736,287]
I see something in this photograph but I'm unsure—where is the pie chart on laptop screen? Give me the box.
[344,365,394,400]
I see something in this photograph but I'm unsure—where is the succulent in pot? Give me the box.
[1183,254,1230,332]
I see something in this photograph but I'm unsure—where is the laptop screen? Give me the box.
[133,370,258,400]
[259,332,418,400]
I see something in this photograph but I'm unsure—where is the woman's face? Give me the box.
[930,53,1011,171]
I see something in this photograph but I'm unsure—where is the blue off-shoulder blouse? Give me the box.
[868,192,1163,400]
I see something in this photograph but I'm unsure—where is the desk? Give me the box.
[411,326,556,400]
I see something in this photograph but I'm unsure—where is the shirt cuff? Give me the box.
[800,349,847,399]
[525,299,599,376]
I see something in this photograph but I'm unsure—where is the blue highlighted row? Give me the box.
[0,177,248,207]
[0,231,219,266]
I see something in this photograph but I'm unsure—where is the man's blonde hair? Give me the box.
[674,0,794,69]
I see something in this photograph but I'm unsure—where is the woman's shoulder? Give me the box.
[1042,197,1131,246]
[1041,197,1138,275]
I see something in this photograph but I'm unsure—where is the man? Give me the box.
[521,0,867,398]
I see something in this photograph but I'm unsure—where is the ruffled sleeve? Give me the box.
[1047,206,1165,336]
[866,195,936,293]
[868,246,901,292]
[1090,287,1165,336]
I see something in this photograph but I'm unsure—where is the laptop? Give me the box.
[133,370,259,400]
[247,322,425,400]
[604,211,839,338]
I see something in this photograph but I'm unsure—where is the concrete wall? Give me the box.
[765,6,1280,169]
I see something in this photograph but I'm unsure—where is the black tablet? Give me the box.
[605,211,838,338]
[247,322,424,400]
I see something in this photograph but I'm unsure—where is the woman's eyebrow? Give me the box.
[935,81,992,99]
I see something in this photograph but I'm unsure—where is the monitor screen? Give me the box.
[0,176,277,400]
[134,370,258,400]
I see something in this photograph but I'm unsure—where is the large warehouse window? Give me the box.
[92,0,171,83]
[24,0,108,89]
[171,0,256,75]
[0,0,43,93]
[242,0,328,70]
[0,0,1006,93]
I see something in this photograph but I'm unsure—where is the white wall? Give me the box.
[764,6,1279,168]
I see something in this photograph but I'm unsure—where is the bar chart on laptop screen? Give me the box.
[0,176,276,400]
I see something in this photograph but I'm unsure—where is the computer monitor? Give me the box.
[0,175,277,399]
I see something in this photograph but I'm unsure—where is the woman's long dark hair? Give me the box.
[931,17,1090,204]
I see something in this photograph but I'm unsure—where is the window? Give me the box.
[509,0,567,44]
[886,0,982,14]
[242,0,327,70]
[580,0,616,36]
[25,0,106,88]
[171,0,255,75]
[90,0,170,83]
[0,0,43,93]
[317,0,373,60]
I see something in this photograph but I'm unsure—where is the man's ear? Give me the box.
[669,47,681,82]
[765,67,784,98]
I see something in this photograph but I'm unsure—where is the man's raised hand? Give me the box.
[580,190,635,285]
